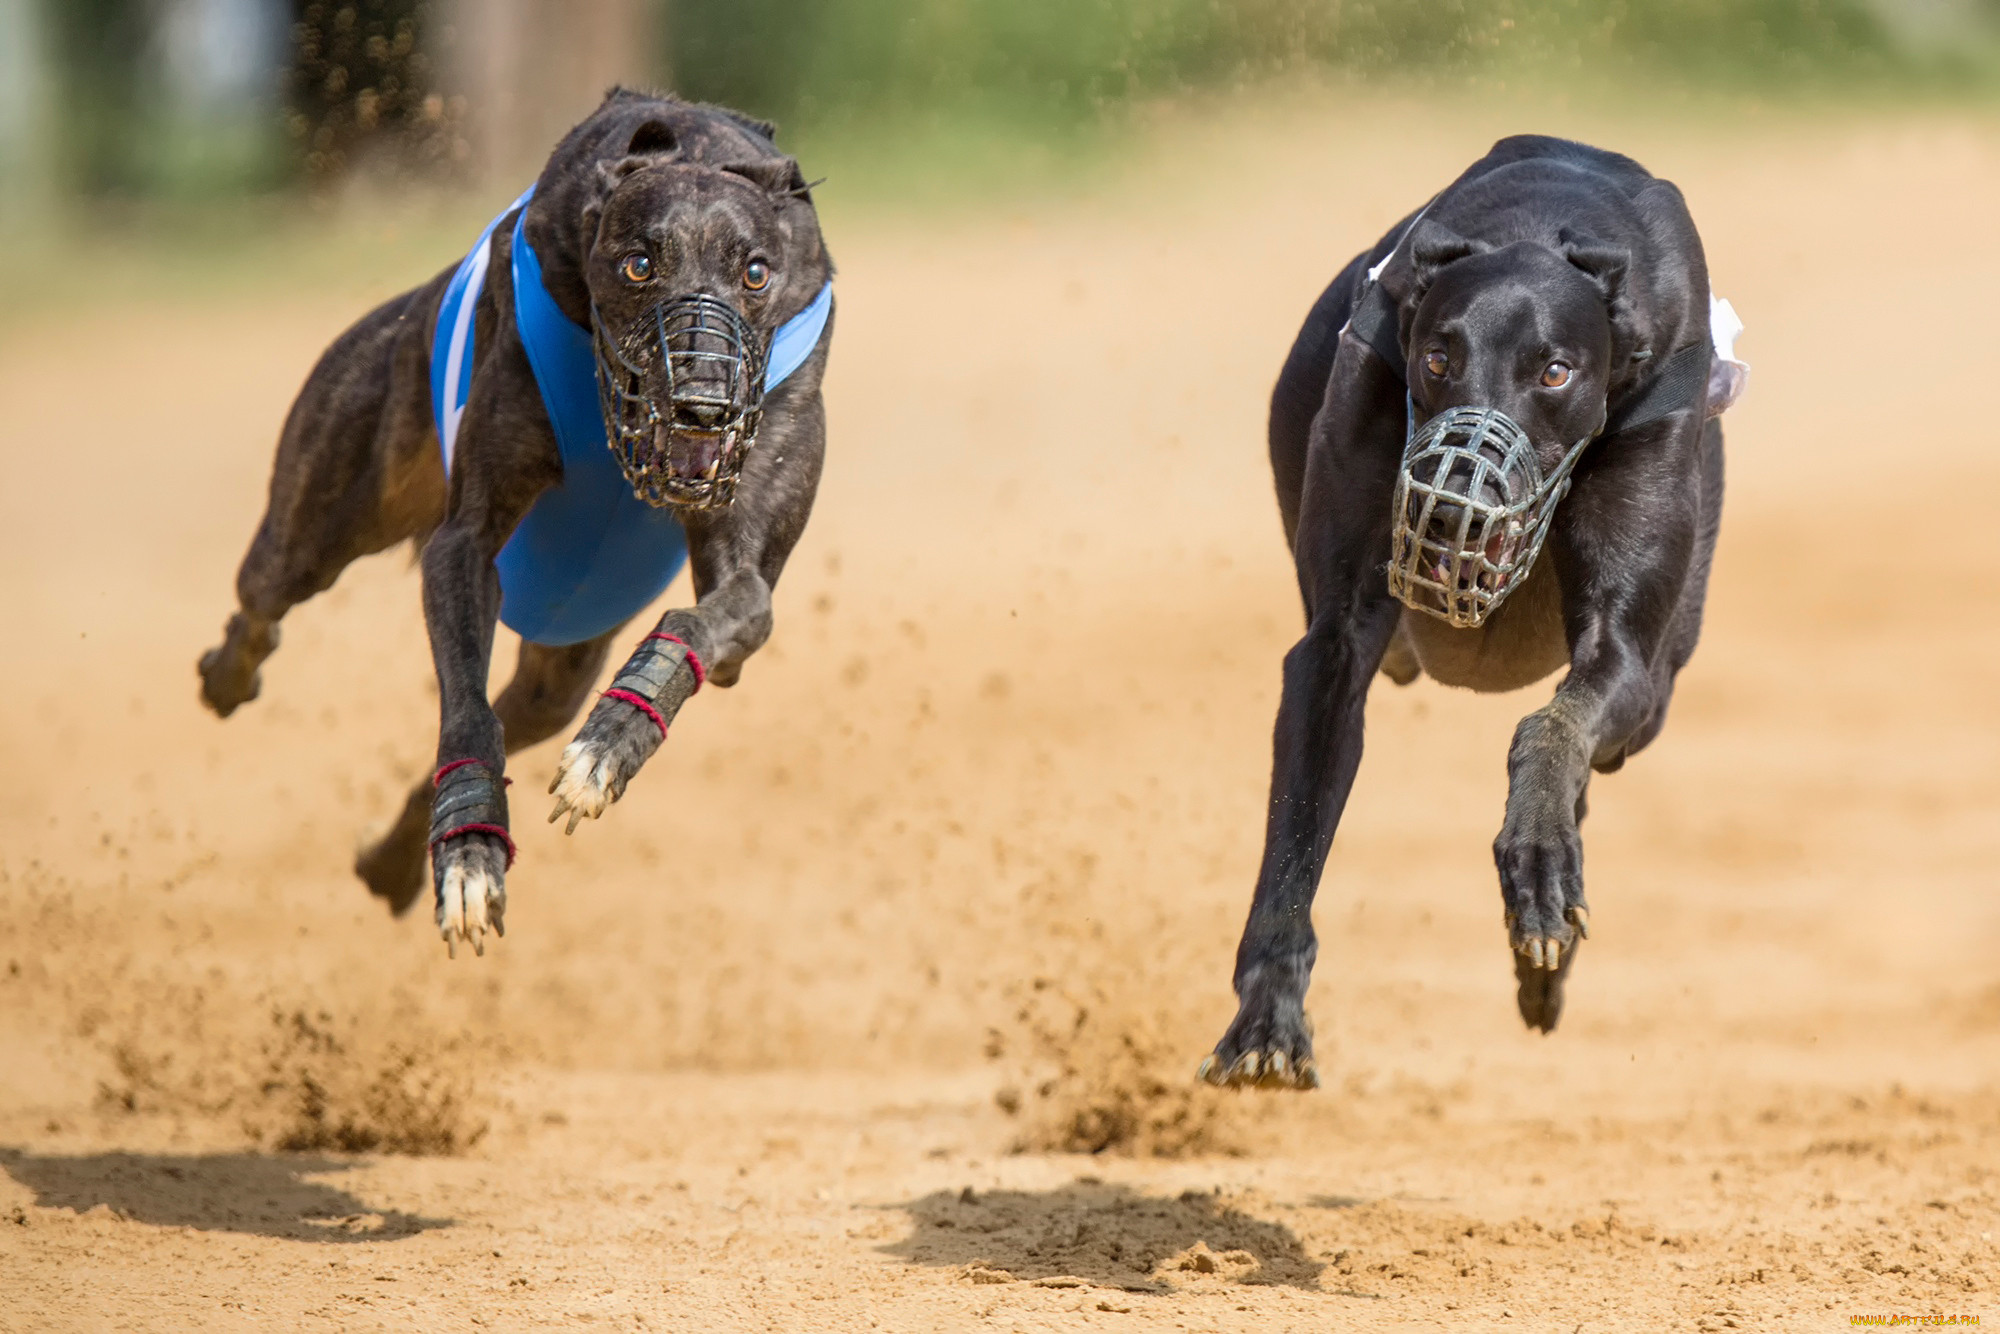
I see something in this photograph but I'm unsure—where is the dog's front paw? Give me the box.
[547,695,666,834]
[1198,958,1320,1090]
[433,833,507,958]
[1494,805,1589,1030]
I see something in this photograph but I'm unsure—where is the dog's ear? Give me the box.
[593,119,683,195]
[1557,228,1633,330]
[1408,219,1492,302]
[716,107,780,145]
[584,120,686,245]
[722,156,814,203]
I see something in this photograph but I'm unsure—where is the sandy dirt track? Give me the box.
[2,94,1998,1331]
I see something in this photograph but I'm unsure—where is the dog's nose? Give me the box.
[1410,477,1503,544]
[674,398,729,429]
[1436,456,1509,511]
[1422,496,1476,541]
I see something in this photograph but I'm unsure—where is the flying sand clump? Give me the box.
[990,975,1255,1158]
[95,991,487,1156]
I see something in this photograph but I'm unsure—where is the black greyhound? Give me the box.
[1203,136,1740,1088]
[198,90,834,956]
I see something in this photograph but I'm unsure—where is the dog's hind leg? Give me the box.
[198,610,283,720]
[356,630,621,914]
[200,287,444,717]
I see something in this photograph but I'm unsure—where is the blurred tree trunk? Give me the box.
[155,0,288,191]
[0,0,53,216]
[431,0,660,185]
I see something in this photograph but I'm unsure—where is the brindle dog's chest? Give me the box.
[1396,553,1570,693]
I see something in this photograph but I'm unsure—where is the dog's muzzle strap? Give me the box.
[1602,339,1708,436]
[1345,280,1407,375]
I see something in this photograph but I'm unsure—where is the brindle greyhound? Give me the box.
[1203,136,1738,1087]
[198,90,833,956]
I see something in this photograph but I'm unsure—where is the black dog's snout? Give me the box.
[1409,457,1505,545]
[673,398,729,429]
[1420,496,1475,543]
[1440,451,1511,510]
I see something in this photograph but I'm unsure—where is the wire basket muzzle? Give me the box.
[591,294,769,509]
[1387,406,1585,629]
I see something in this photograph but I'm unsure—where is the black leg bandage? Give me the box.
[428,759,515,868]
[600,632,705,738]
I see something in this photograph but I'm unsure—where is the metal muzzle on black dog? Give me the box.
[592,294,768,509]
[1388,407,1592,629]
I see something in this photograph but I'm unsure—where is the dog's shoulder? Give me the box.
[1477,135,1651,184]
[1442,138,1645,214]
[1436,136,1700,277]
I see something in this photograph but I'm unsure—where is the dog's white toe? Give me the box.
[437,856,502,958]
[547,739,616,834]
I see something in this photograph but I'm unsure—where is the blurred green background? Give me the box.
[8,0,2000,197]
[1,0,1997,313]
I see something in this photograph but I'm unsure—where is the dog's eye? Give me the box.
[1540,362,1572,389]
[1423,350,1448,378]
[619,253,652,284]
[743,258,770,291]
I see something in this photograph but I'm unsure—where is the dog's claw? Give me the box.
[1568,906,1589,939]
[1206,961,1317,1091]
[435,839,504,960]
[547,738,616,832]
[1199,1048,1318,1090]
[1516,936,1572,971]
[1512,932,1577,1032]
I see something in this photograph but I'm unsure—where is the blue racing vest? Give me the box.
[430,186,833,647]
